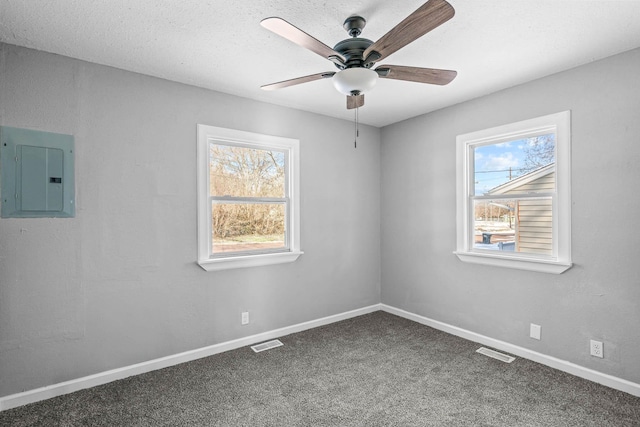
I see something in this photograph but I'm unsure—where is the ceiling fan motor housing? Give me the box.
[333,38,375,69]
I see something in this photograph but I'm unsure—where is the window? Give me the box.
[197,125,302,271]
[455,111,571,274]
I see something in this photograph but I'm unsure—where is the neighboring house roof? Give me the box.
[487,163,555,195]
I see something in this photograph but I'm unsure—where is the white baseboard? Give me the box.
[381,304,640,398]
[0,304,381,411]
[3,302,638,411]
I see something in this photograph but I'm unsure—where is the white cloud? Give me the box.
[482,152,519,170]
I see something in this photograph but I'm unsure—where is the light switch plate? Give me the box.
[530,323,541,340]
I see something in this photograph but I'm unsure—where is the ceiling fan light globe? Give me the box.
[332,68,378,95]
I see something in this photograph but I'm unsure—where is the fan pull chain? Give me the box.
[354,106,359,148]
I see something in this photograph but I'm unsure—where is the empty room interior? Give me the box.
[1,0,640,425]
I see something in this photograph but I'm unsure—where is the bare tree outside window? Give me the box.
[520,135,555,176]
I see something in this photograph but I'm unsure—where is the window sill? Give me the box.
[198,251,303,272]
[454,251,572,274]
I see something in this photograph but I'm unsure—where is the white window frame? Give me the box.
[454,111,572,274]
[197,125,302,271]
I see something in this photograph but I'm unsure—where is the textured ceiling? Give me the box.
[1,0,640,127]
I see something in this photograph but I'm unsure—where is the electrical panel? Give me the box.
[1,126,75,218]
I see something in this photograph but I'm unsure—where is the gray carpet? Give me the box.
[1,311,639,426]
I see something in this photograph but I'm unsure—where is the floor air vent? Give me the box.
[251,339,284,353]
[476,347,516,363]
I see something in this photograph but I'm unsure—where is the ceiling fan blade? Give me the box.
[261,17,346,64]
[363,0,454,63]
[261,72,335,91]
[347,94,365,110]
[375,65,457,85]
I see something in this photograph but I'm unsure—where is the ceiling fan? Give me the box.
[260,0,457,110]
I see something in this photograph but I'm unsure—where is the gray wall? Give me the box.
[381,48,640,383]
[0,43,381,397]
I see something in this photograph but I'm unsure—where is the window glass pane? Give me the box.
[212,203,286,254]
[474,134,555,195]
[209,143,285,198]
[473,198,552,256]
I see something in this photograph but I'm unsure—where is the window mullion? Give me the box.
[472,193,555,201]
[211,196,287,204]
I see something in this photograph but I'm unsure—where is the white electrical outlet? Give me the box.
[241,311,249,325]
[590,340,603,358]
[530,323,541,340]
